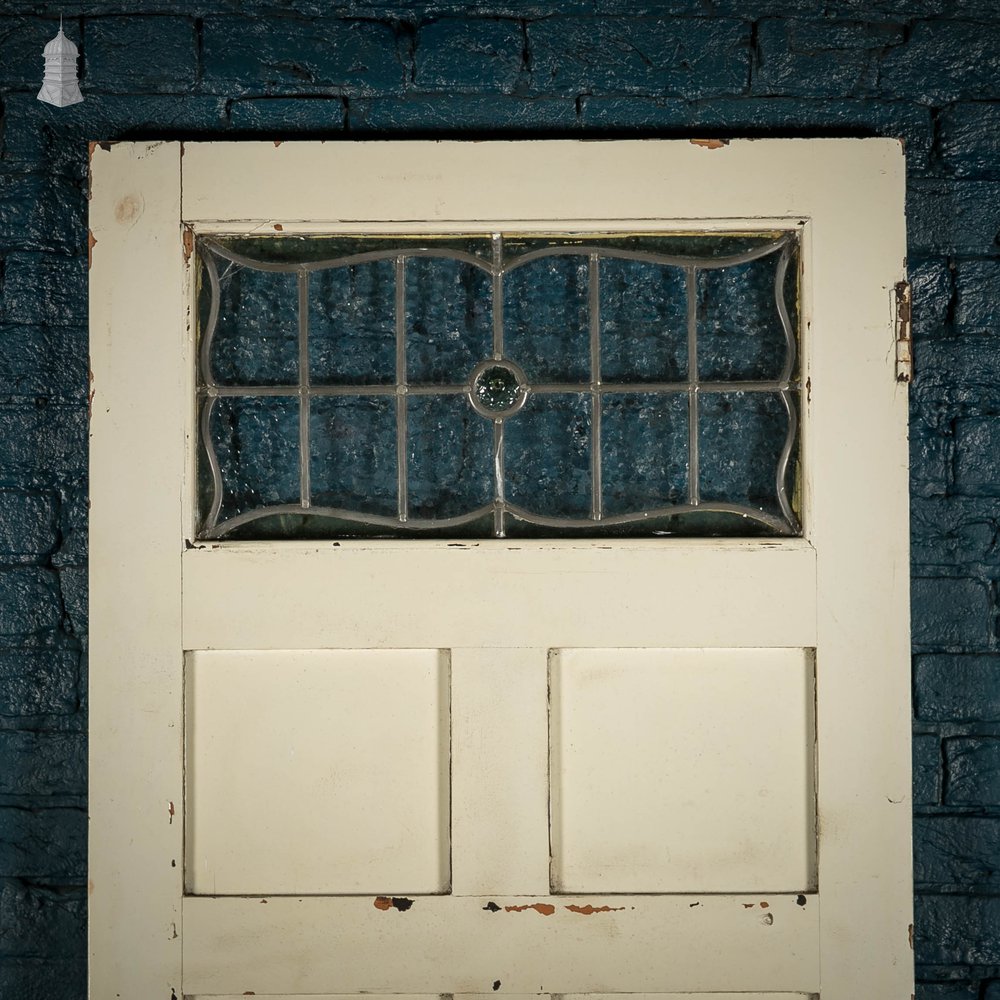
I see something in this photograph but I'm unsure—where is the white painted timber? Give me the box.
[89,142,185,1000]
[90,140,911,1000]
[450,648,550,895]
[182,541,818,651]
[185,649,450,895]
[181,894,819,995]
[550,648,815,893]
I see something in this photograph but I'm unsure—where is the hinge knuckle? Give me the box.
[895,279,913,384]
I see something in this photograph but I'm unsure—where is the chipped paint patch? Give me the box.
[483,901,501,912]
[182,227,194,264]
[168,801,175,824]
[690,138,729,149]
[565,904,625,915]
[492,981,501,991]
[504,903,555,916]
[909,923,914,949]
[374,895,414,912]
[88,230,97,270]
[274,140,283,148]
[273,223,284,231]
[796,894,807,906]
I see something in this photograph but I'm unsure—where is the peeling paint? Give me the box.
[483,901,501,912]
[690,138,729,149]
[742,902,755,909]
[374,895,414,912]
[273,223,284,231]
[504,903,555,915]
[565,904,625,915]
[168,801,175,824]
[88,230,97,270]
[182,227,195,264]
[759,901,769,908]
[909,923,914,949]
[274,140,283,147]
[492,981,501,991]
[796,894,807,906]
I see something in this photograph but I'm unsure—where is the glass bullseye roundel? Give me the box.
[468,359,529,419]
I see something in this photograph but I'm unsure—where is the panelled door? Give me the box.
[89,140,912,1000]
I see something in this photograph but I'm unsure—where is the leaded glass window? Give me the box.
[196,232,800,540]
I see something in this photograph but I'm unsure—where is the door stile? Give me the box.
[805,144,913,998]
[89,142,187,999]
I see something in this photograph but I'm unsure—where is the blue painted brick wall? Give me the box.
[2,3,1000,997]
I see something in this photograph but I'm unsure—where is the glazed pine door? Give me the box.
[89,140,912,1000]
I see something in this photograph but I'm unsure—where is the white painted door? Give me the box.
[89,140,912,1000]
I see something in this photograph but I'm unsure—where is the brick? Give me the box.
[0,651,78,718]
[0,959,85,1000]
[911,577,989,648]
[0,403,87,483]
[916,984,980,1000]
[880,21,1000,102]
[910,260,953,339]
[0,17,66,90]
[915,893,1000,965]
[84,16,196,93]
[0,173,84,257]
[0,733,86,797]
[911,496,1000,568]
[0,325,88,402]
[914,815,1000,889]
[0,491,57,562]
[56,567,86,639]
[0,808,85,878]
[955,418,1000,496]
[915,654,1000,721]
[527,17,749,99]
[0,569,62,638]
[0,254,87,328]
[202,17,404,96]
[229,96,347,130]
[913,733,941,806]
[414,18,523,94]
[907,180,1000,257]
[909,418,952,498]
[914,339,1000,413]
[753,18,899,98]
[578,96,932,169]
[51,488,86,570]
[945,737,1000,805]
[0,881,86,958]
[349,95,578,131]
[955,261,1000,334]
[940,103,1000,180]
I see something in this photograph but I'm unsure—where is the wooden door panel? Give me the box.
[185,649,450,895]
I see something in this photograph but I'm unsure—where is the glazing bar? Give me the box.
[396,256,408,522]
[298,270,311,509]
[492,233,504,359]
[687,266,700,506]
[589,253,602,520]
[494,420,505,538]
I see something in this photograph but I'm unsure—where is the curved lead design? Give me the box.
[197,232,801,540]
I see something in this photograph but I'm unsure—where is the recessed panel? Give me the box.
[550,648,815,893]
[185,649,450,895]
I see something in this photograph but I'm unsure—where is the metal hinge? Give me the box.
[895,279,913,384]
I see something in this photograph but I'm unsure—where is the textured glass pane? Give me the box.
[697,251,793,381]
[207,261,299,386]
[504,393,591,518]
[504,257,589,382]
[197,232,800,539]
[309,262,396,386]
[406,258,493,384]
[600,260,688,382]
[407,395,493,519]
[310,396,397,516]
[602,393,689,515]
[698,392,794,518]
[206,396,300,523]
